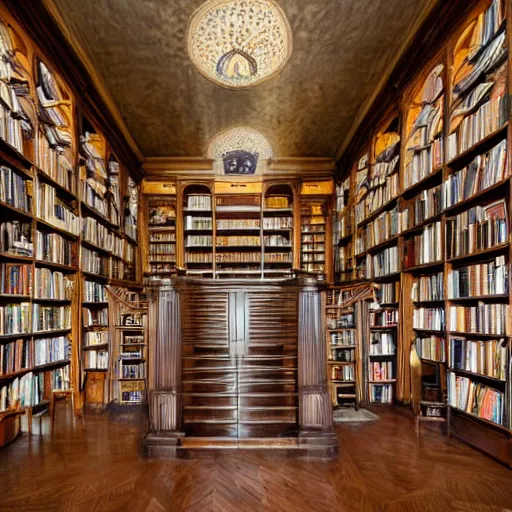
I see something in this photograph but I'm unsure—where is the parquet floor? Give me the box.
[1,407,511,512]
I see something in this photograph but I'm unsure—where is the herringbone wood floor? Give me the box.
[0,407,511,512]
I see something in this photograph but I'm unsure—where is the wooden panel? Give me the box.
[239,291,299,438]
[142,181,177,195]
[214,181,263,195]
[85,372,106,405]
[300,180,334,196]
[180,290,236,437]
[450,409,512,468]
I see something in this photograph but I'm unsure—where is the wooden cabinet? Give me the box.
[181,286,298,438]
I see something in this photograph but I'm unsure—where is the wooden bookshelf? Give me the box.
[335,0,512,465]
[0,1,143,435]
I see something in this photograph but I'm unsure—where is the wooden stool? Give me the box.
[50,390,75,427]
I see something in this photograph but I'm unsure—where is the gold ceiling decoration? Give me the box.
[187,0,293,89]
[208,126,273,174]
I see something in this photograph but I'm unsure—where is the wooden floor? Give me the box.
[1,407,511,512]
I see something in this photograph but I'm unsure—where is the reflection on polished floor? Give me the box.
[1,406,511,512]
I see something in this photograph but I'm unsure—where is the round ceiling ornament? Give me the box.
[187,0,293,89]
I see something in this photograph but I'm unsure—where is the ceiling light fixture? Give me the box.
[188,0,293,89]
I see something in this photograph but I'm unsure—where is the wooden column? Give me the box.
[144,283,184,456]
[297,276,338,456]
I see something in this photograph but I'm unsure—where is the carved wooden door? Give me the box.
[181,287,298,439]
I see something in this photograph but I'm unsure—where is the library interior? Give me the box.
[1,0,512,510]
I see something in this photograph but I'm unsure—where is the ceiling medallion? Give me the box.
[188,0,293,89]
[208,127,273,174]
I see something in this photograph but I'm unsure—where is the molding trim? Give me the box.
[143,157,215,177]
[42,0,143,163]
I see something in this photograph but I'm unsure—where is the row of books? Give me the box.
[404,139,444,190]
[302,254,325,263]
[149,254,175,263]
[370,361,393,381]
[443,140,507,209]
[448,303,508,335]
[33,336,70,367]
[415,335,445,362]
[265,196,289,209]
[413,307,445,331]
[0,303,30,335]
[85,331,108,347]
[369,332,395,355]
[0,338,30,375]
[263,217,293,230]
[184,216,212,230]
[82,216,114,250]
[447,256,507,298]
[447,95,507,160]
[302,234,325,243]
[329,348,355,362]
[329,330,356,346]
[185,235,213,247]
[369,383,393,404]
[264,235,290,247]
[149,231,175,243]
[81,248,109,276]
[84,281,106,303]
[449,336,507,380]
[82,307,108,327]
[361,246,399,279]
[447,372,503,426]
[122,362,146,379]
[376,282,399,304]
[187,195,211,211]
[84,349,108,370]
[302,242,325,252]
[0,372,44,411]
[0,166,31,213]
[33,268,73,300]
[186,253,213,263]
[216,219,259,230]
[402,185,442,230]
[0,264,32,296]
[403,221,442,267]
[355,205,402,255]
[36,134,76,194]
[149,244,175,256]
[355,172,399,225]
[302,223,325,234]
[36,182,80,236]
[370,310,398,327]
[36,231,75,267]
[330,365,354,381]
[217,236,260,247]
[33,304,71,332]
[411,272,444,302]
[446,200,508,259]
[0,105,24,156]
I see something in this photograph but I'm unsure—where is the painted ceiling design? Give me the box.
[50,0,432,158]
[188,0,292,89]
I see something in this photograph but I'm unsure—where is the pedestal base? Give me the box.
[144,432,339,459]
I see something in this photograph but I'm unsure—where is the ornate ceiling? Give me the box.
[49,0,433,159]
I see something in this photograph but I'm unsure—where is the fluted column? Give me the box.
[298,277,333,431]
[145,283,184,456]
